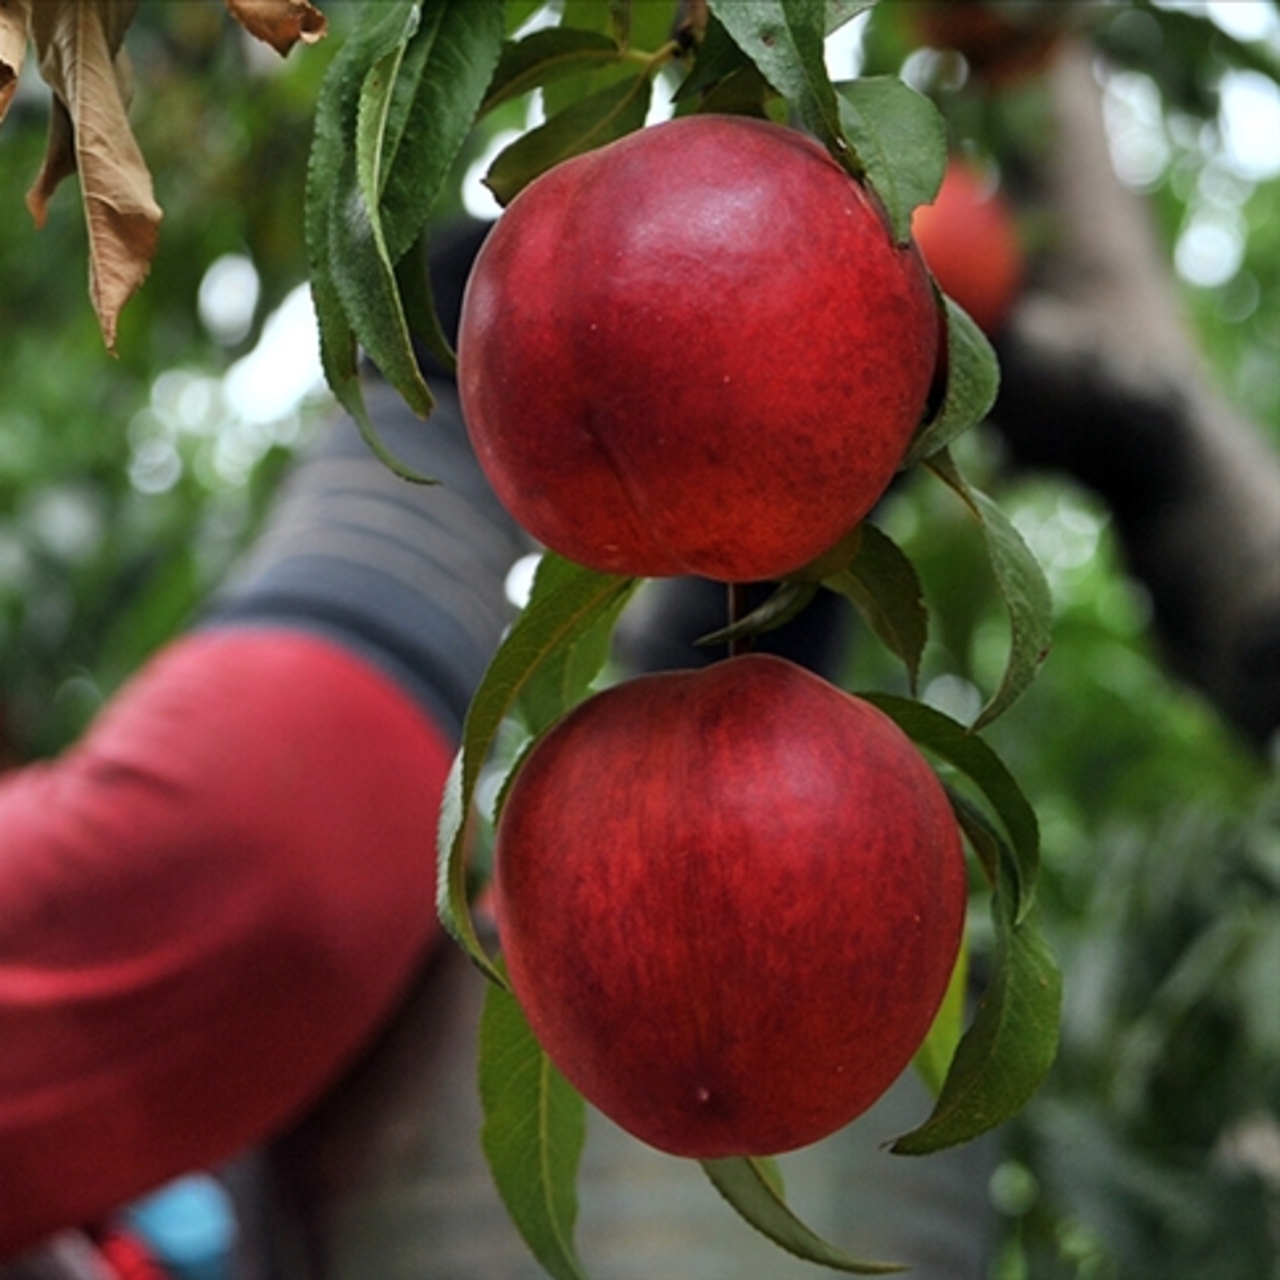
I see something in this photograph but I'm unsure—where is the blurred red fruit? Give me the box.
[913,159,1025,337]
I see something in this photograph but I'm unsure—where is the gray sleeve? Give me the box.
[202,379,530,740]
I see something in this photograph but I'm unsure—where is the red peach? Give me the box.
[494,654,966,1158]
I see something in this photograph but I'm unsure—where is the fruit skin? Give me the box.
[458,114,939,584]
[493,654,966,1159]
[912,159,1024,337]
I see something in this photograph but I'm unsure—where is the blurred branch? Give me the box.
[992,40,1280,749]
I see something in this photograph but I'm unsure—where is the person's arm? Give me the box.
[0,371,526,1259]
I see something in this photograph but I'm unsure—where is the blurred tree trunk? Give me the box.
[992,40,1280,750]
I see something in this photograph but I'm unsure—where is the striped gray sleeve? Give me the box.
[203,379,531,739]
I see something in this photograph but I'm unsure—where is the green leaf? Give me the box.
[824,523,928,695]
[926,450,1053,729]
[331,105,433,420]
[627,0,685,56]
[506,0,545,34]
[307,1,503,429]
[353,6,417,230]
[708,0,844,155]
[306,2,415,431]
[903,296,1001,469]
[695,580,819,650]
[394,230,457,377]
[377,0,506,265]
[859,693,1040,915]
[825,1,876,36]
[353,0,503,406]
[701,1157,906,1275]
[482,27,627,114]
[485,71,654,206]
[835,76,947,242]
[673,9,761,104]
[480,973,589,1280]
[436,555,637,983]
[516,560,636,736]
[862,699,1058,1156]
[912,930,969,1098]
[610,0,632,48]
[537,0,638,119]
[562,0,613,37]
[891,862,1061,1155]
[947,786,1013,902]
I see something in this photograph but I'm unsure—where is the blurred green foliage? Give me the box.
[857,3,1280,1274]
[0,4,341,757]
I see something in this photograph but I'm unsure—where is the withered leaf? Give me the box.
[27,94,76,223]
[28,0,161,352]
[0,0,32,125]
[225,0,326,57]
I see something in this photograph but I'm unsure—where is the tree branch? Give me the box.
[991,41,1280,749]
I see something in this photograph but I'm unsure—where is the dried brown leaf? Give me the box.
[29,0,161,352]
[26,94,76,226]
[0,0,32,125]
[225,0,326,57]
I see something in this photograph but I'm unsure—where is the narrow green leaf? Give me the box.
[394,230,456,377]
[516,569,635,736]
[947,786,1013,901]
[824,523,928,694]
[307,2,503,427]
[903,297,1001,469]
[701,1158,905,1275]
[506,0,545,34]
[480,974,589,1280]
[835,76,947,242]
[562,0,613,36]
[485,71,653,205]
[708,0,844,155]
[912,931,969,1098]
[354,5,419,214]
[826,1,877,35]
[627,0,684,56]
[482,27,626,113]
[859,693,1039,913]
[541,0,641,118]
[673,9,759,103]
[609,0,631,48]
[305,3,411,424]
[315,3,427,416]
[436,555,637,982]
[347,0,504,408]
[926,450,1053,729]
[329,135,433,419]
[683,59,773,118]
[339,5,437,417]
[891,865,1061,1155]
[695,581,819,650]
[377,0,506,264]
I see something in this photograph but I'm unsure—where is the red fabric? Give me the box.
[93,1227,169,1279]
[0,630,454,1257]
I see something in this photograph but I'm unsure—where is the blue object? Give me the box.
[122,1174,237,1280]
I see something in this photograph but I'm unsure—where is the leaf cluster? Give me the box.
[995,788,1280,1278]
[0,0,324,351]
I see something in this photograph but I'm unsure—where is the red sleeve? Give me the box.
[0,629,454,1257]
